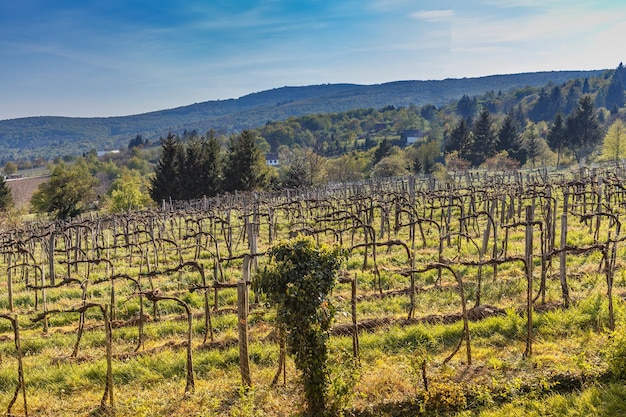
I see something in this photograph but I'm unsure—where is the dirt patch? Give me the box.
[6,176,49,209]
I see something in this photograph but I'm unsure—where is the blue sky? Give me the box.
[1,0,624,120]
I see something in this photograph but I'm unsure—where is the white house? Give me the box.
[265,153,280,166]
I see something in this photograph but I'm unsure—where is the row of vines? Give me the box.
[1,166,626,415]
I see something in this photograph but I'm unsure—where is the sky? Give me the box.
[1,0,624,120]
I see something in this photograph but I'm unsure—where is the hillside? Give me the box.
[0,70,605,161]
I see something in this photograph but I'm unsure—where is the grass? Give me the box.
[1,178,626,415]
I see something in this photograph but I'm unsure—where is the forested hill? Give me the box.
[0,69,605,159]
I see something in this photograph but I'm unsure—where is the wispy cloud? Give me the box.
[410,9,454,22]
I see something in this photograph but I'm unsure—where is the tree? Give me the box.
[545,113,567,167]
[31,161,99,219]
[222,130,268,192]
[128,134,146,149]
[279,147,327,188]
[605,71,625,110]
[179,135,222,199]
[565,96,603,164]
[456,94,477,119]
[197,131,222,197]
[411,141,440,175]
[602,119,626,164]
[497,113,526,165]
[325,151,368,183]
[0,175,13,211]
[254,236,345,416]
[150,133,182,204]
[467,108,497,166]
[445,118,471,157]
[108,169,151,213]
[372,138,392,165]
[522,122,542,168]
[371,153,409,178]
[3,162,17,176]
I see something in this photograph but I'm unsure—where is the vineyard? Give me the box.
[2,167,626,416]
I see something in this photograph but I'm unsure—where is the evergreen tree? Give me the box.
[547,113,567,168]
[497,114,518,152]
[565,96,603,164]
[529,88,551,122]
[582,78,590,94]
[372,138,393,165]
[150,133,182,204]
[456,95,477,119]
[0,175,13,211]
[197,131,222,197]
[222,130,268,192]
[497,113,526,165]
[564,85,581,115]
[468,108,497,166]
[128,134,145,149]
[605,71,625,109]
[617,62,626,85]
[445,118,471,158]
[179,138,206,199]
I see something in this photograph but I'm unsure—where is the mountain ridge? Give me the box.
[0,69,607,160]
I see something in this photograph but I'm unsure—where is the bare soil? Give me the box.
[6,175,49,208]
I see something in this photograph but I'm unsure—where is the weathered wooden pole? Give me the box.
[238,255,252,386]
[524,205,534,358]
[559,191,570,307]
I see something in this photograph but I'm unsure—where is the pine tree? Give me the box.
[468,108,497,166]
[373,138,392,165]
[547,113,567,168]
[497,114,518,152]
[497,114,526,165]
[222,130,268,192]
[0,175,13,211]
[565,96,602,164]
[605,71,625,109]
[150,133,182,204]
[197,131,222,197]
[445,118,471,158]
[456,95,477,119]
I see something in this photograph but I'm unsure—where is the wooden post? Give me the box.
[41,266,48,334]
[352,274,359,359]
[48,233,55,286]
[213,261,219,312]
[102,305,114,411]
[559,192,570,308]
[524,205,534,358]
[238,256,252,386]
[7,252,13,313]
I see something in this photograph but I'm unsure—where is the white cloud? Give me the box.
[410,9,454,22]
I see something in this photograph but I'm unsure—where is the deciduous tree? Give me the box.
[602,119,626,164]
[31,161,98,219]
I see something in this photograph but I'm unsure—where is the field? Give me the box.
[6,176,49,209]
[1,167,626,416]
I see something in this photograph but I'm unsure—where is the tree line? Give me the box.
[149,130,269,203]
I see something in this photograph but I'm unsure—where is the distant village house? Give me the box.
[265,153,280,166]
[401,129,424,145]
